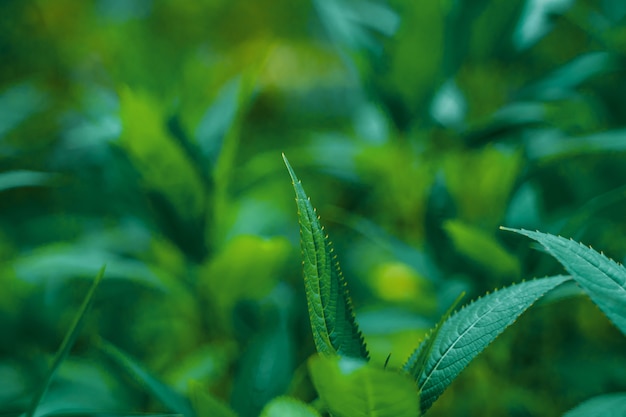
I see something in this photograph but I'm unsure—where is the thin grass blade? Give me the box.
[25,266,105,417]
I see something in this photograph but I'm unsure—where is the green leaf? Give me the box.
[563,393,626,417]
[0,170,56,192]
[26,266,105,417]
[308,355,420,417]
[283,154,368,359]
[259,396,321,417]
[503,228,626,336]
[444,220,520,277]
[403,275,570,413]
[189,381,238,417]
[403,292,465,398]
[97,339,194,417]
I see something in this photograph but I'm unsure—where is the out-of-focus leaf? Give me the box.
[313,0,399,52]
[97,339,194,417]
[198,234,291,332]
[230,284,296,417]
[283,154,368,359]
[334,209,442,282]
[118,87,205,220]
[563,392,626,417]
[259,396,321,417]
[12,244,177,292]
[520,52,617,99]
[0,171,57,192]
[308,355,420,417]
[503,228,626,335]
[444,220,520,277]
[0,83,47,139]
[26,267,105,417]
[165,345,235,393]
[189,381,237,417]
[443,146,521,229]
[376,0,445,120]
[194,77,242,169]
[404,275,570,413]
[526,128,626,161]
[35,358,124,417]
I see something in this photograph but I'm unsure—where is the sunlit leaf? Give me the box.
[259,396,321,417]
[283,154,368,359]
[118,87,205,220]
[503,228,626,335]
[404,275,570,413]
[309,355,420,417]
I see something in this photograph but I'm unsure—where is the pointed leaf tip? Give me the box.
[503,228,626,336]
[284,155,369,360]
[404,275,569,413]
[282,153,299,184]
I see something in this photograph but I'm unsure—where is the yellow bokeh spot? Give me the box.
[371,262,420,302]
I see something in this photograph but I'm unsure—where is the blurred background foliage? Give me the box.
[2,0,626,416]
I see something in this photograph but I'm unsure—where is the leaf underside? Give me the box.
[403,275,570,413]
[283,154,368,359]
[503,228,626,336]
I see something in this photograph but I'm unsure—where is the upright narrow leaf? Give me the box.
[26,266,105,417]
[403,275,570,413]
[283,154,368,359]
[503,228,626,335]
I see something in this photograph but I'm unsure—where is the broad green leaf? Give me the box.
[259,396,321,417]
[189,380,237,417]
[404,275,570,413]
[26,267,105,417]
[96,339,193,417]
[503,228,626,335]
[198,234,291,332]
[443,147,521,229]
[118,87,205,220]
[444,220,520,277]
[283,154,368,359]
[402,292,465,397]
[563,393,626,417]
[308,355,420,417]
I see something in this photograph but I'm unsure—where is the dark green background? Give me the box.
[1,0,626,416]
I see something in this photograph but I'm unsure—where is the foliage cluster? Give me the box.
[2,0,626,416]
